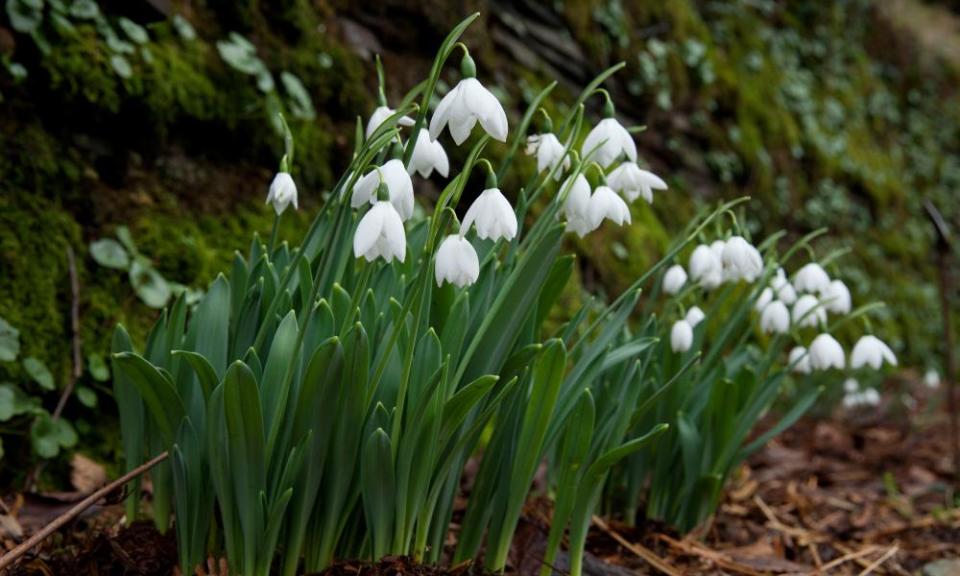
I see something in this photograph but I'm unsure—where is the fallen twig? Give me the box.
[0,451,169,573]
[53,244,83,420]
[857,544,898,576]
[591,515,680,576]
[658,533,765,576]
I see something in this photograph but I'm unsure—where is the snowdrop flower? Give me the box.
[843,378,859,394]
[587,185,631,229]
[407,129,449,179]
[266,172,298,215]
[670,320,693,352]
[581,94,636,167]
[351,159,415,220]
[526,133,569,178]
[809,333,845,371]
[722,236,764,283]
[709,240,726,262]
[685,306,705,328]
[689,245,723,290]
[925,369,940,389]
[562,174,596,238]
[793,263,831,294]
[606,162,667,203]
[353,201,406,263]
[366,105,415,139]
[435,235,479,288]
[792,294,826,328]
[850,335,897,370]
[760,301,790,334]
[820,279,851,315]
[429,52,507,145]
[461,188,517,242]
[662,265,687,295]
[862,388,881,406]
[755,287,774,312]
[789,346,812,374]
[771,273,798,305]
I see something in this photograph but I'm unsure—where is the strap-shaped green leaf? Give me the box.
[361,428,395,560]
[113,351,185,446]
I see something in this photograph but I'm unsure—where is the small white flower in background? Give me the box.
[793,262,831,294]
[792,294,826,328]
[526,133,569,178]
[789,346,812,374]
[365,105,415,139]
[430,78,508,145]
[722,236,764,283]
[606,162,667,204]
[461,188,518,241]
[587,185,631,229]
[843,378,859,394]
[755,287,774,312]
[820,279,851,315]
[407,129,449,179]
[760,301,790,334]
[809,333,845,371]
[709,239,726,262]
[662,265,687,295]
[353,201,406,263]
[862,388,880,406]
[562,174,596,238]
[351,160,415,220]
[266,172,298,215]
[771,272,798,305]
[685,306,705,328]
[689,244,723,290]
[850,335,897,370]
[925,369,940,389]
[670,319,694,352]
[435,235,479,288]
[582,117,637,168]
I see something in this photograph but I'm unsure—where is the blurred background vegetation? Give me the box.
[1,0,958,485]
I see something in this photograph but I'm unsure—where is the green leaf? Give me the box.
[87,353,110,381]
[361,428,395,560]
[89,238,130,269]
[113,352,186,445]
[7,0,42,33]
[281,71,315,120]
[129,259,171,308]
[0,317,21,362]
[76,386,97,408]
[110,54,133,79]
[0,383,36,421]
[172,14,196,41]
[23,357,54,390]
[31,414,78,459]
[69,0,99,19]
[118,17,149,44]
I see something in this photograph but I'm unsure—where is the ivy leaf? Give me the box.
[0,317,20,362]
[89,239,130,270]
[69,0,100,19]
[115,226,138,255]
[87,353,110,381]
[0,384,41,421]
[118,17,149,45]
[6,0,43,34]
[23,357,55,390]
[31,414,77,459]
[76,386,98,408]
[129,259,171,309]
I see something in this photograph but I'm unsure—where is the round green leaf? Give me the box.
[23,357,55,390]
[69,0,100,19]
[0,383,36,421]
[89,239,129,269]
[6,0,43,33]
[0,317,20,362]
[76,386,97,408]
[110,55,133,78]
[87,353,110,381]
[31,414,61,458]
[118,17,148,44]
[129,259,171,308]
[172,14,195,41]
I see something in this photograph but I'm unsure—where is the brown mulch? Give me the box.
[4,400,960,575]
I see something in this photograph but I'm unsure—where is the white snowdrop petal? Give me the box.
[671,320,694,352]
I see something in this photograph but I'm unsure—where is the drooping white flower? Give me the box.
[843,378,859,394]
[794,263,831,294]
[581,117,637,168]
[266,172,298,215]
[685,306,705,328]
[820,279,851,315]
[709,240,726,262]
[606,162,667,203]
[435,235,479,288]
[850,335,897,370]
[760,301,790,334]
[792,294,826,328]
[772,271,798,305]
[662,265,687,295]
[461,188,517,241]
[862,388,880,406]
[407,129,449,179]
[722,236,764,283]
[587,185,631,229]
[353,201,406,263]
[925,369,941,389]
[689,245,723,290]
[351,160,415,220]
[526,133,569,179]
[755,287,774,312]
[366,105,415,139]
[809,333,845,371]
[562,174,596,238]
[670,320,693,352]
[429,78,508,145]
[789,346,812,374]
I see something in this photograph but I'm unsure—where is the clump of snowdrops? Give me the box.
[109,13,898,576]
